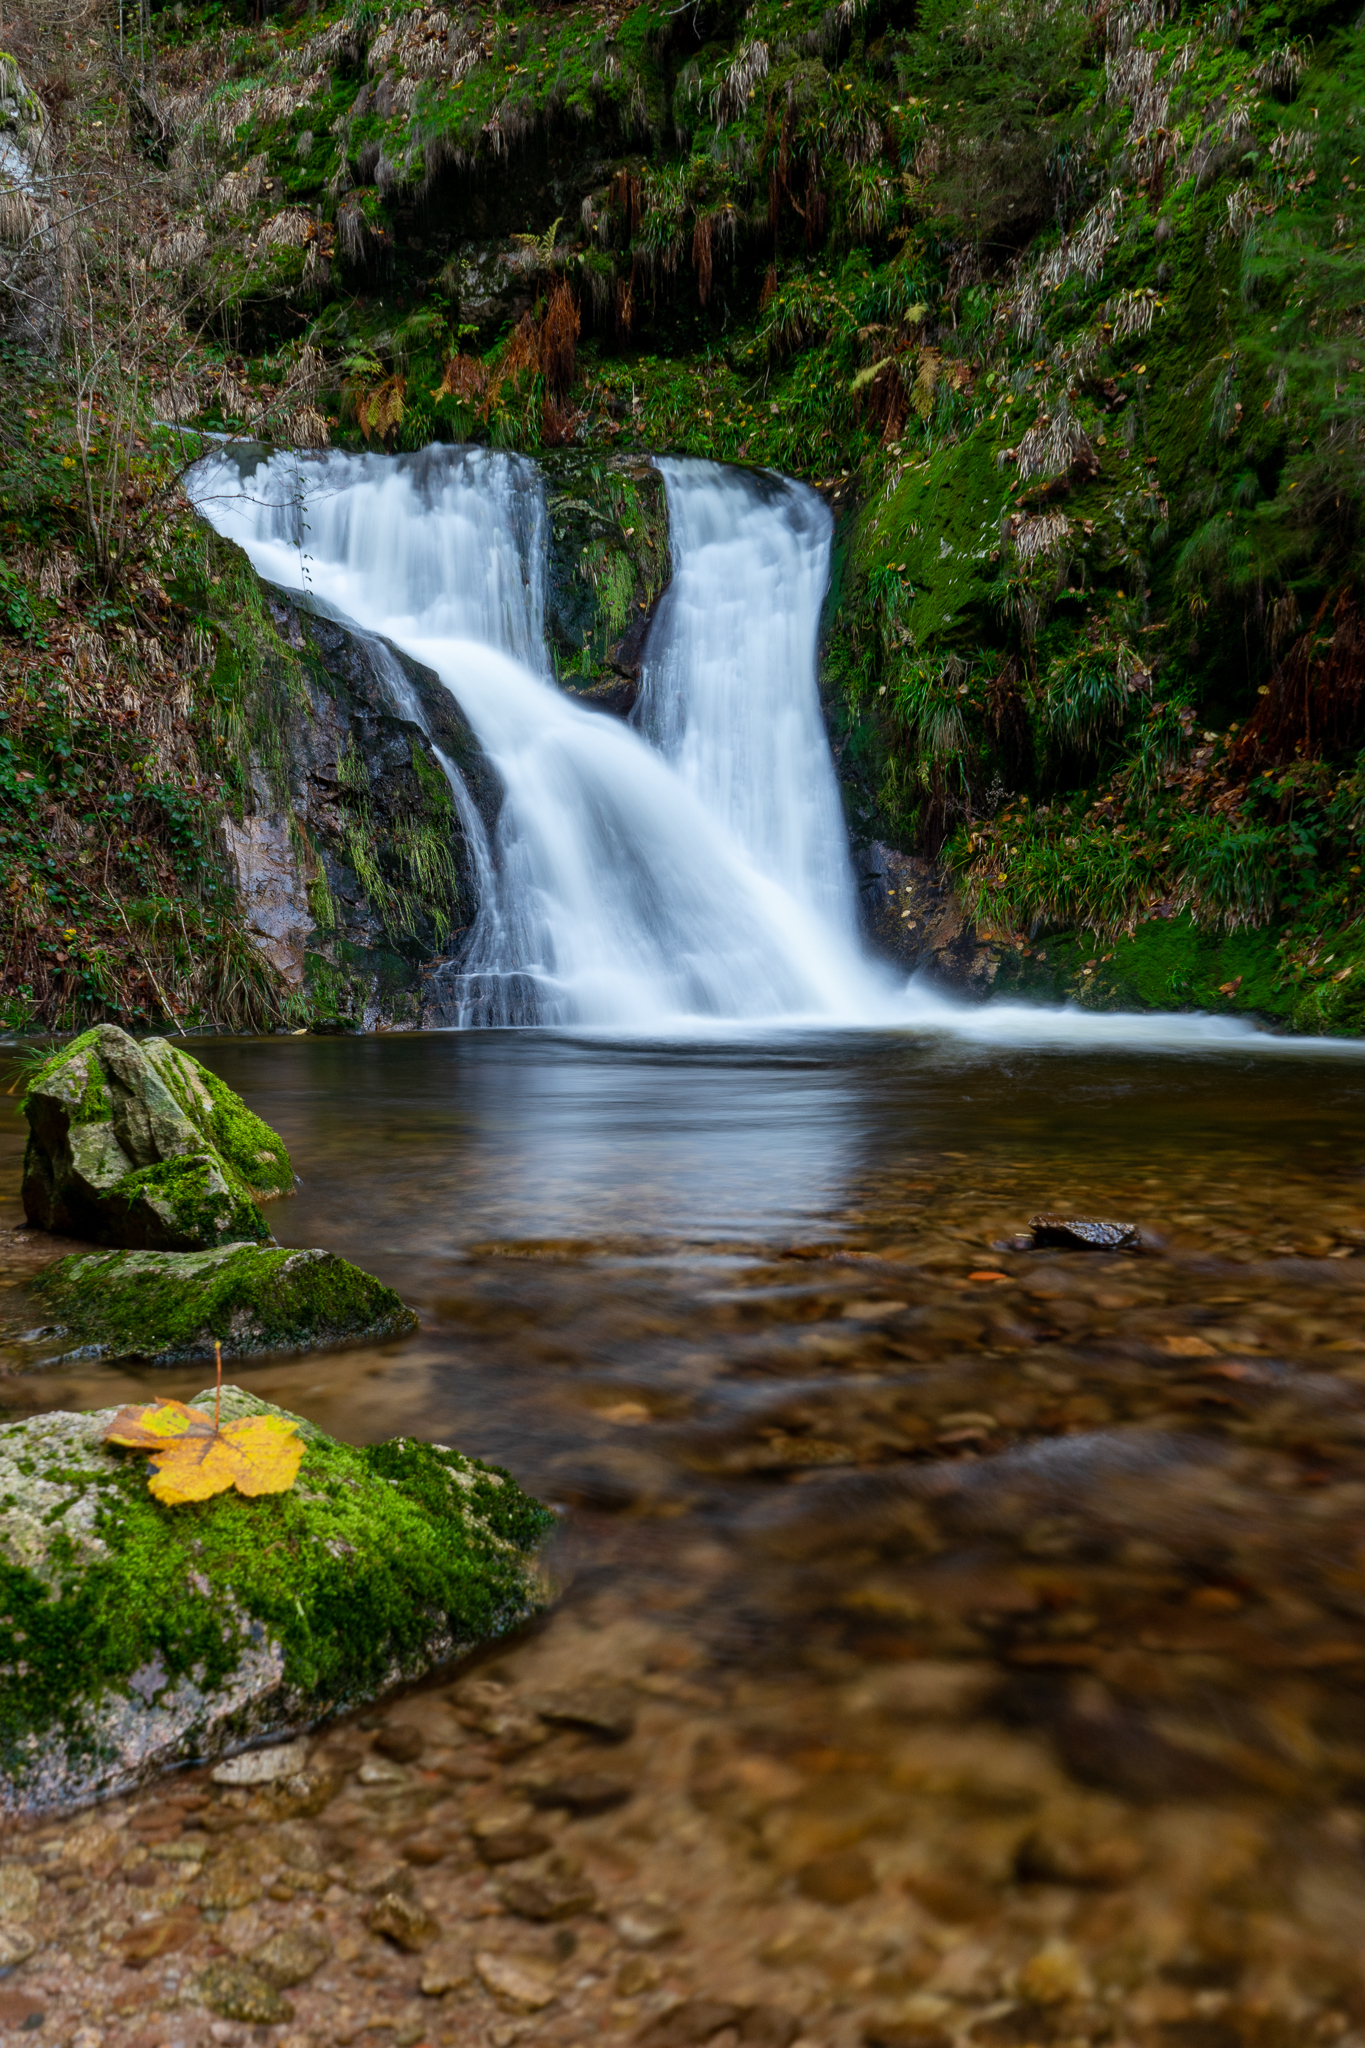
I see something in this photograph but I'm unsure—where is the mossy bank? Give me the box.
[6,0,1365,1033]
[0,1387,554,1813]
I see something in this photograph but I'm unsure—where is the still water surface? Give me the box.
[4,1029,1365,2045]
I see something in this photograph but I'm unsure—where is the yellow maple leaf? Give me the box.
[105,1359,304,1505]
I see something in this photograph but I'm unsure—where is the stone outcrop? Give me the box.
[0,1387,553,1813]
[856,841,1001,993]
[30,1243,417,1364]
[21,1026,293,1250]
[221,581,500,1029]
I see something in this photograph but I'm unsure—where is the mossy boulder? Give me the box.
[0,1387,554,1812]
[21,1025,293,1250]
[30,1243,417,1364]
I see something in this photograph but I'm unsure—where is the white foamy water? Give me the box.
[186,444,1359,1053]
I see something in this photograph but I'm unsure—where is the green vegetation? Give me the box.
[0,1389,552,1800]
[4,0,1364,1030]
[31,1243,418,1362]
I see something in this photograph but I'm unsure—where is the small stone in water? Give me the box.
[373,1722,425,1764]
[473,1824,552,1865]
[796,1848,876,1905]
[357,1753,411,1785]
[0,1925,37,1970]
[251,1924,333,1987]
[367,1889,440,1951]
[637,1996,743,2047]
[532,1684,637,1742]
[475,1951,556,2009]
[198,1959,295,2025]
[613,1899,682,1949]
[1028,1214,1140,1251]
[527,1771,633,1815]
[211,1738,309,1786]
[499,1872,598,1921]
[0,1865,40,1920]
[1016,1939,1089,2005]
[420,1941,474,1996]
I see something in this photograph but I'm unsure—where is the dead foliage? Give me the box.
[610,168,642,242]
[1230,587,1365,772]
[539,281,580,399]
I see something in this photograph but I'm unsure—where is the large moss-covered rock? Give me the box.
[21,1025,292,1250]
[0,1387,554,1812]
[30,1243,417,1364]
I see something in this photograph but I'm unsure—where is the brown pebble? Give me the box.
[637,1996,744,2047]
[498,1872,598,1921]
[527,1772,633,1816]
[473,1825,552,1865]
[795,1848,876,1905]
[532,1685,638,1743]
[373,1723,425,1765]
[367,1888,441,1951]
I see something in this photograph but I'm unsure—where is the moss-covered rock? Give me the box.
[21,1025,292,1249]
[0,1387,554,1812]
[30,1243,417,1364]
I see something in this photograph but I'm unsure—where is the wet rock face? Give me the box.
[20,1026,292,1249]
[855,841,999,992]
[30,1243,418,1364]
[0,1388,553,1814]
[224,588,501,1030]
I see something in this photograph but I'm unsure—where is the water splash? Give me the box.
[186,443,1360,1053]
[188,443,886,1029]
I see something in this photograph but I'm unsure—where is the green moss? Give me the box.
[106,1154,270,1253]
[993,915,1293,1022]
[180,1056,294,1199]
[0,1391,553,1784]
[31,1244,415,1363]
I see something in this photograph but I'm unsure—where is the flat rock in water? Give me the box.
[20,1025,293,1251]
[29,1243,417,1363]
[1028,1214,1141,1252]
[0,1387,553,1814]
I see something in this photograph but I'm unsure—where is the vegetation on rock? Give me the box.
[30,1241,417,1362]
[0,1387,553,1810]
[3,0,1364,1027]
[20,1023,290,1246]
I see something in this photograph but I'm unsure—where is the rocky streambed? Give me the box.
[2,1029,1365,2048]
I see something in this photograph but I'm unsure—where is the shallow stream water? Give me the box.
[3,1029,1365,2048]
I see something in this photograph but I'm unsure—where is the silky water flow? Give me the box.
[187,443,1361,1050]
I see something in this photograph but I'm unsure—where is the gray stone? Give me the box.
[20,1025,292,1249]
[0,1389,552,1815]
[1029,1214,1141,1252]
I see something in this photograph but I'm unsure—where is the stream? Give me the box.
[3,1033,1365,2046]
[0,448,1363,2045]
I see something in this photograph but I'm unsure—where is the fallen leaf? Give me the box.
[1160,1334,1219,1358]
[105,1398,303,1504]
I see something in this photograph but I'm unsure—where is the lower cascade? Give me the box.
[188,444,894,1030]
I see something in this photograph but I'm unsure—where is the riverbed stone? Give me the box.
[1028,1214,1141,1252]
[20,1025,292,1248]
[30,1242,418,1362]
[0,1388,553,1814]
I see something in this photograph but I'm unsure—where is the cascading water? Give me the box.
[638,460,858,935]
[187,443,891,1029]
[186,443,1357,1051]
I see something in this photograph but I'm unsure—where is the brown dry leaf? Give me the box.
[105,1397,304,1505]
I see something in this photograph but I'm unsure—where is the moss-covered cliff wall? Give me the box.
[3,0,1364,1031]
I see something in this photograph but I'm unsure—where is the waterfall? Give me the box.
[188,443,890,1029]
[639,460,859,935]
